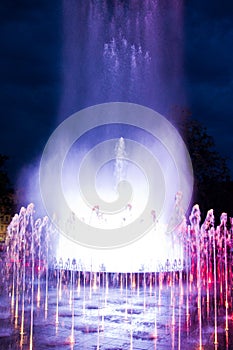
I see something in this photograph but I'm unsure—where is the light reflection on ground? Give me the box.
[0,273,232,350]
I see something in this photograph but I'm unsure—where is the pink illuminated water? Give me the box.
[1,203,233,349]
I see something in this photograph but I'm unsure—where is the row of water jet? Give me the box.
[1,203,233,349]
[1,204,58,349]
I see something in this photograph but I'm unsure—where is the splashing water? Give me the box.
[114,136,127,189]
[1,203,233,349]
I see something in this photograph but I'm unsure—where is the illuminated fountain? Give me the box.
[55,132,186,274]
[1,201,233,349]
[0,129,233,349]
[0,1,232,348]
[1,107,233,349]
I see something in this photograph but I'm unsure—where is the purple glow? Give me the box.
[59,0,185,119]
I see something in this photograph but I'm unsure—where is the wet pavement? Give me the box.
[0,278,232,350]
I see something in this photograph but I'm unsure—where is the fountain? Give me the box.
[0,125,232,349]
[0,101,232,349]
[1,201,233,349]
[1,1,232,349]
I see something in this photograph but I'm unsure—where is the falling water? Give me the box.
[59,0,185,121]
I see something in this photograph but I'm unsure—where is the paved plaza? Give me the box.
[0,275,232,350]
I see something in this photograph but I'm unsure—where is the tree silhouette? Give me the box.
[0,155,15,217]
[178,116,232,220]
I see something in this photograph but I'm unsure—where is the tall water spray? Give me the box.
[114,136,127,189]
[59,0,185,119]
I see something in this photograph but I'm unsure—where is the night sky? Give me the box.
[0,0,233,192]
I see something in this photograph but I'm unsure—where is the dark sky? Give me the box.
[184,1,233,176]
[0,1,62,185]
[0,0,233,191]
